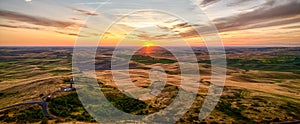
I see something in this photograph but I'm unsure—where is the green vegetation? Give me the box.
[100,83,148,114]
[47,83,179,122]
[117,54,177,65]
[48,82,149,122]
[0,48,72,79]
[199,57,300,74]
[0,106,48,123]
[227,57,300,73]
[49,92,96,122]
[106,95,147,114]
[215,88,300,123]
[131,55,177,65]
[0,56,71,81]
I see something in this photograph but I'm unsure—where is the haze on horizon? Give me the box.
[0,0,299,47]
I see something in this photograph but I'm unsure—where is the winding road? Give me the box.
[0,84,73,118]
[0,100,50,116]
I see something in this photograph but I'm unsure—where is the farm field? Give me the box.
[0,47,300,123]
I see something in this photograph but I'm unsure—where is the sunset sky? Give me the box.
[0,0,299,46]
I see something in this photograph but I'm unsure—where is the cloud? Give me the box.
[172,22,191,29]
[0,23,90,37]
[156,1,300,39]
[0,24,41,30]
[54,31,86,37]
[157,20,208,39]
[280,25,300,29]
[69,7,99,16]
[237,17,300,31]
[157,22,190,30]
[135,33,179,40]
[227,0,254,7]
[73,2,111,5]
[200,0,221,7]
[0,10,82,28]
[0,10,91,37]
[173,1,300,39]
[69,17,81,21]
[214,0,300,32]
[0,23,89,37]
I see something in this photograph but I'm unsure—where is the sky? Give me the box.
[0,0,299,46]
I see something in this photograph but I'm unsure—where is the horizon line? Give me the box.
[0,45,300,48]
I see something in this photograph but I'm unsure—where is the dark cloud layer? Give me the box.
[54,31,85,37]
[227,0,254,7]
[0,10,81,28]
[135,33,179,40]
[0,23,86,37]
[214,1,300,32]
[201,0,221,7]
[0,10,92,37]
[69,7,98,16]
[0,24,41,30]
[156,1,300,39]
[157,20,218,39]
[281,25,300,29]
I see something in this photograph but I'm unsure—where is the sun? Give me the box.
[144,42,154,48]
